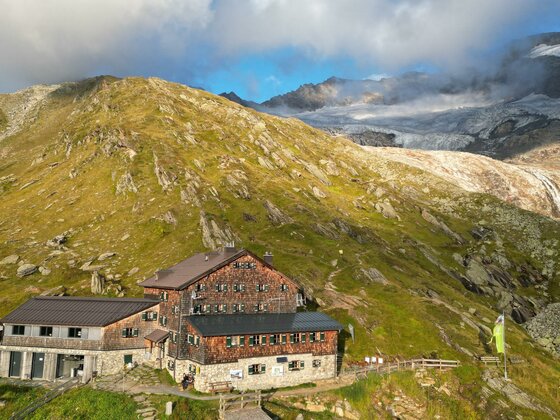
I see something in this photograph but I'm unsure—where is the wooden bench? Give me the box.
[478,356,500,365]
[208,381,233,394]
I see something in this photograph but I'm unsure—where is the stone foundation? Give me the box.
[0,345,153,382]
[171,352,337,392]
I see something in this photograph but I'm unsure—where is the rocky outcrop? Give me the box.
[116,172,138,194]
[483,370,556,417]
[199,211,236,249]
[91,271,106,294]
[46,233,68,248]
[264,200,293,225]
[421,209,464,244]
[525,303,560,355]
[153,153,177,192]
[359,267,389,285]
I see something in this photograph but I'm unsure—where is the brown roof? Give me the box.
[0,296,159,327]
[139,248,277,290]
[144,329,169,343]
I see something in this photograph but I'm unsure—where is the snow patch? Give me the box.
[528,44,560,58]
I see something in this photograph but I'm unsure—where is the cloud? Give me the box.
[0,0,556,92]
[0,0,213,91]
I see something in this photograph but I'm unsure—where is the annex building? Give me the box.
[0,247,342,391]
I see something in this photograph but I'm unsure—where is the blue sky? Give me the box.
[1,0,560,100]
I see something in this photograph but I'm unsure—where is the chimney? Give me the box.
[224,241,236,253]
[263,251,273,266]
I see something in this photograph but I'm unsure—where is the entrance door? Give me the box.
[31,352,45,379]
[9,352,22,377]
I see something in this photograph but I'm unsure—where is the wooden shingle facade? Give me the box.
[0,247,342,391]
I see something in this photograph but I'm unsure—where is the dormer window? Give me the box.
[233,262,256,269]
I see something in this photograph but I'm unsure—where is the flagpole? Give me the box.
[503,311,508,380]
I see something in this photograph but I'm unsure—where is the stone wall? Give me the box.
[0,345,152,381]
[173,352,337,392]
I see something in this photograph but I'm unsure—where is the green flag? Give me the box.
[492,322,505,353]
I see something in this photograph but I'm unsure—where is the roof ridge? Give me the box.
[33,296,158,302]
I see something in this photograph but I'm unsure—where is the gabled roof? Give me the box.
[0,296,159,327]
[138,248,293,290]
[186,312,343,336]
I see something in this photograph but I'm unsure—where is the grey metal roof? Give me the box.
[187,312,343,336]
[145,329,169,343]
[0,296,159,327]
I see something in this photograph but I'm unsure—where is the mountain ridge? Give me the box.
[0,75,559,417]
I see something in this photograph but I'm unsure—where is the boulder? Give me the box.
[360,268,389,285]
[91,271,106,294]
[375,201,399,219]
[17,264,38,277]
[38,266,51,276]
[0,255,19,265]
[46,233,68,248]
[98,252,116,261]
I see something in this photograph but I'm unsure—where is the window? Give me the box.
[172,332,178,343]
[121,328,139,338]
[167,360,175,370]
[171,305,179,315]
[309,332,316,342]
[270,334,281,345]
[195,283,206,292]
[320,332,325,342]
[280,284,288,292]
[124,354,133,365]
[248,364,266,375]
[254,303,268,313]
[189,364,197,373]
[214,304,227,313]
[12,325,25,335]
[159,315,168,326]
[39,326,53,337]
[312,359,321,368]
[159,291,169,301]
[281,334,287,345]
[187,334,200,346]
[215,283,228,292]
[288,360,305,371]
[68,327,82,338]
[261,335,267,345]
[248,335,261,346]
[226,336,243,348]
[289,333,306,344]
[233,283,246,292]
[233,262,256,269]
[204,304,211,313]
[232,303,244,313]
[255,284,269,292]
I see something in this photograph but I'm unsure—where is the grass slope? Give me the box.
[0,76,558,417]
